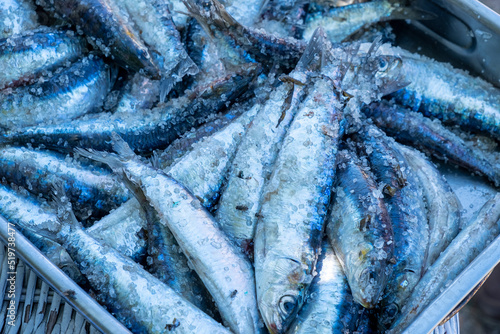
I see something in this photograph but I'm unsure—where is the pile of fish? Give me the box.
[1,0,500,333]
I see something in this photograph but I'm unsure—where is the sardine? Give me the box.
[0,146,129,220]
[388,47,500,141]
[0,184,83,282]
[255,33,344,332]
[388,193,500,334]
[0,30,85,89]
[0,0,38,38]
[113,0,198,98]
[354,124,428,330]
[396,143,461,269]
[1,63,259,152]
[363,101,500,186]
[326,148,394,308]
[78,135,262,334]
[303,0,434,42]
[216,28,325,252]
[37,0,161,78]
[287,240,363,334]
[0,55,113,129]
[13,187,232,334]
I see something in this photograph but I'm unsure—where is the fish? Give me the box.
[254,30,345,333]
[388,47,500,141]
[362,101,500,187]
[0,0,38,38]
[396,143,462,269]
[326,148,394,308]
[0,183,84,282]
[0,63,260,152]
[303,0,435,42]
[354,124,428,330]
[112,0,198,98]
[388,193,500,334]
[0,55,113,129]
[0,146,129,221]
[216,28,331,254]
[37,0,161,78]
[0,30,86,89]
[77,135,262,334]
[13,185,232,334]
[183,0,307,70]
[287,239,364,334]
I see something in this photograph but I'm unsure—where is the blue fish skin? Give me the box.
[0,146,129,221]
[0,30,85,89]
[363,101,500,187]
[0,64,260,153]
[327,148,394,308]
[389,48,500,141]
[0,55,112,129]
[354,124,429,330]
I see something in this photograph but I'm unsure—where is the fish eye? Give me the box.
[279,295,297,317]
[378,56,389,71]
[386,303,399,318]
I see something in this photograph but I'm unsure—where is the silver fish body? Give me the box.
[79,140,262,334]
[37,0,161,78]
[389,193,500,334]
[1,64,259,152]
[0,0,38,38]
[287,240,362,334]
[397,143,461,269]
[390,47,500,141]
[0,146,129,220]
[326,149,394,308]
[0,30,85,89]
[255,76,344,333]
[113,74,160,115]
[0,55,112,129]
[303,0,433,42]
[113,0,198,97]
[356,125,428,330]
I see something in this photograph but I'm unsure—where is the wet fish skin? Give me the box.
[354,124,428,330]
[183,0,307,70]
[287,240,363,334]
[303,0,434,42]
[1,63,260,152]
[396,143,461,269]
[0,146,129,221]
[0,0,38,38]
[37,0,161,78]
[388,193,500,334]
[113,0,198,97]
[326,149,394,308]
[255,74,344,332]
[0,184,83,282]
[363,101,500,187]
[0,30,85,89]
[78,137,262,334]
[388,47,500,141]
[0,55,112,129]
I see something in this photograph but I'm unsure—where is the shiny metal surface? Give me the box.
[0,218,132,334]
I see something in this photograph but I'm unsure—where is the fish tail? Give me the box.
[182,0,242,38]
[295,27,331,73]
[50,182,83,230]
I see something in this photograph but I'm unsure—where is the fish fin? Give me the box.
[74,148,124,172]
[387,6,437,21]
[182,0,242,38]
[150,150,162,170]
[50,182,82,230]
[110,133,136,160]
[295,27,331,73]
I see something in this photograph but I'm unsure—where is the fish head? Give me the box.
[345,241,388,308]
[257,256,311,333]
[372,54,411,96]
